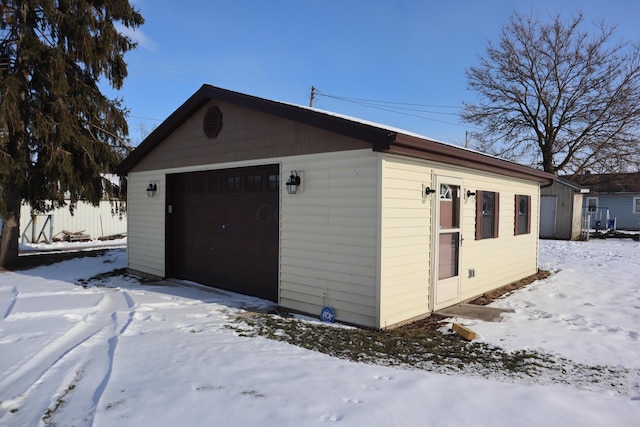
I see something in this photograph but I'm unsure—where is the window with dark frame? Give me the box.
[267,174,279,192]
[226,176,241,192]
[475,190,499,240]
[245,174,263,192]
[208,176,225,193]
[515,194,531,235]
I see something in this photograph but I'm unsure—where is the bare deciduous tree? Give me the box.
[461,11,640,174]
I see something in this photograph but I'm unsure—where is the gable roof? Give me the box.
[118,84,554,185]
[569,172,640,194]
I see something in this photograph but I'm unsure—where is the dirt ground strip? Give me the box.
[401,269,551,331]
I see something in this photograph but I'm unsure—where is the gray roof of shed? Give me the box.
[555,177,590,193]
[569,172,640,195]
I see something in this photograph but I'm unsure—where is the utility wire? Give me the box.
[316,90,472,128]
[317,93,460,109]
[122,59,478,131]
[129,115,163,122]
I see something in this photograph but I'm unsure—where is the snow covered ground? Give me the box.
[1,238,639,426]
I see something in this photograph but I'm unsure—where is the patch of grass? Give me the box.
[76,268,141,288]
[241,389,266,399]
[42,382,77,426]
[232,315,543,373]
[230,314,634,394]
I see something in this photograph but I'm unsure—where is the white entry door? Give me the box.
[540,196,557,238]
[434,177,462,309]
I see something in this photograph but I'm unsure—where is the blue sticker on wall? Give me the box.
[320,306,335,323]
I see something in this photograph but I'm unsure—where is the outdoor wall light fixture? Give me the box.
[424,186,436,196]
[286,171,301,194]
[466,190,476,198]
[146,182,158,197]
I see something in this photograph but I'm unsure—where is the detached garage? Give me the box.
[118,85,554,329]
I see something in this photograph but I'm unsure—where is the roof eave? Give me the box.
[555,177,590,193]
[381,134,555,185]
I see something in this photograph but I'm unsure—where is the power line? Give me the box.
[129,115,163,122]
[122,58,477,131]
[315,90,472,129]
[317,92,460,109]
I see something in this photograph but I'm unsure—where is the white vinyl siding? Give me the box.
[128,149,380,327]
[126,172,166,277]
[451,168,539,301]
[379,155,540,317]
[279,150,379,327]
[378,157,432,328]
[128,151,542,329]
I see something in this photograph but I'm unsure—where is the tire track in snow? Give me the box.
[89,291,136,423]
[0,289,134,424]
[1,285,18,319]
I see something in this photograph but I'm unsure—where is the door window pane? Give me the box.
[438,233,459,280]
[439,184,459,229]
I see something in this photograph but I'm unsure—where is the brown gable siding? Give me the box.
[130,101,372,173]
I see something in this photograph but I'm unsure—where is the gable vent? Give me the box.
[203,106,223,138]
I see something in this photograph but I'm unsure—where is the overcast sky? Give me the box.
[104,0,640,146]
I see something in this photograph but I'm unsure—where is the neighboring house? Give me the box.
[540,177,590,240]
[118,85,554,329]
[571,172,640,231]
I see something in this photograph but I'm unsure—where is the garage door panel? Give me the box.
[166,165,279,301]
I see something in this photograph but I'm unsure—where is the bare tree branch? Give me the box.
[462,11,640,174]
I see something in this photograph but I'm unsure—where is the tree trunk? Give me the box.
[0,186,21,270]
[541,149,555,174]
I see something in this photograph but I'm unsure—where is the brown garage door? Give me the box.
[166,165,279,301]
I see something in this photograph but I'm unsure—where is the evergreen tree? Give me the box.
[0,0,143,268]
